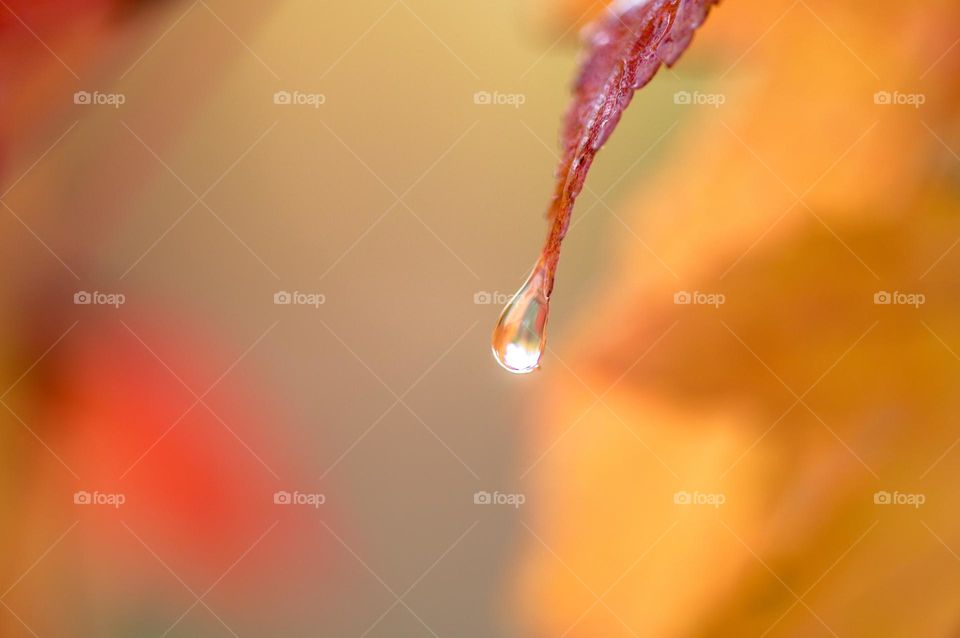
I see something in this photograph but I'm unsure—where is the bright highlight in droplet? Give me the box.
[499,343,541,375]
[491,263,550,374]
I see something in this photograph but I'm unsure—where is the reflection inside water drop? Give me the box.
[491,264,550,374]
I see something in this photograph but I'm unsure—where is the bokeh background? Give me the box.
[2,0,960,636]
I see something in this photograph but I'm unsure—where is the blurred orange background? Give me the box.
[2,0,960,636]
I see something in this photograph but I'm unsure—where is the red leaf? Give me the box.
[541,0,720,296]
[492,0,719,374]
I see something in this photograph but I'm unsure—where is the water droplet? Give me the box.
[491,264,550,374]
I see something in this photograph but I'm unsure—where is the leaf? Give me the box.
[539,0,720,296]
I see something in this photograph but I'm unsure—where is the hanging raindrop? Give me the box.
[491,262,550,374]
